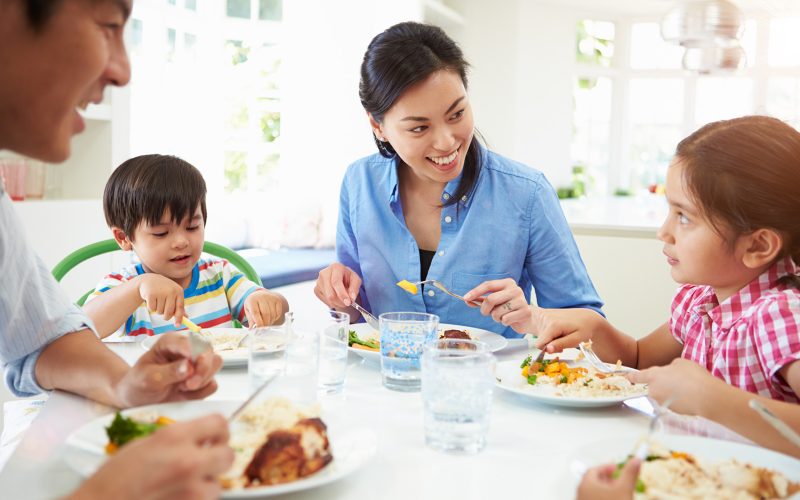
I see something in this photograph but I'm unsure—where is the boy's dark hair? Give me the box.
[104,154,207,239]
[23,0,64,31]
[359,21,483,208]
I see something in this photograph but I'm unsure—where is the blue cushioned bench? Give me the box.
[236,247,336,289]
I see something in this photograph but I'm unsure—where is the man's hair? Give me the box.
[104,154,207,239]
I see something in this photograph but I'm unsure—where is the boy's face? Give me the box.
[0,0,131,162]
[657,161,754,302]
[120,207,205,288]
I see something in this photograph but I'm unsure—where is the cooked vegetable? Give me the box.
[348,330,379,351]
[520,355,532,369]
[396,280,418,295]
[105,412,174,453]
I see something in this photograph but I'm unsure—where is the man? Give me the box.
[0,1,233,498]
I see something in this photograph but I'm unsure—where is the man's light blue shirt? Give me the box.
[337,146,604,338]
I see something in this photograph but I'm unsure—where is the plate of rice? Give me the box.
[62,399,378,498]
[565,434,800,499]
[141,328,252,367]
[494,350,647,407]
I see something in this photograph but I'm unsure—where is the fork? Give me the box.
[632,397,675,460]
[351,302,380,331]
[402,279,484,307]
[578,340,629,375]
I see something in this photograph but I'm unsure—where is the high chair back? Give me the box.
[52,239,262,306]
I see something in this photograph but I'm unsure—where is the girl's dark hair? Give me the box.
[359,21,482,207]
[675,115,800,281]
[104,154,208,239]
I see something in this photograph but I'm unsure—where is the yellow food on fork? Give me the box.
[396,280,418,295]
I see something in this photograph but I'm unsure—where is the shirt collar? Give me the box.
[706,255,799,328]
[387,144,485,209]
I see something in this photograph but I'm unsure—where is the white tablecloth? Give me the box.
[0,342,745,500]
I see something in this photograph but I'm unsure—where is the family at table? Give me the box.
[1,1,799,499]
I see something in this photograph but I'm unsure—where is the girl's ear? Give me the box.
[367,113,385,141]
[111,227,133,251]
[741,228,783,269]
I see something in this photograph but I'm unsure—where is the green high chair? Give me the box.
[52,239,262,306]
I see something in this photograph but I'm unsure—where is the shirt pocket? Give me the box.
[451,272,513,297]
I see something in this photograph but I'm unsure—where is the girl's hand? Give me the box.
[244,290,288,327]
[138,274,186,326]
[627,358,714,416]
[576,458,641,500]
[531,306,607,353]
[463,278,533,333]
[314,263,362,308]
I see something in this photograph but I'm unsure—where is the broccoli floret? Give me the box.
[520,355,532,368]
[105,413,160,447]
[526,374,537,385]
[348,330,379,350]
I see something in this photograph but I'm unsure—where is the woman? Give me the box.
[315,22,602,337]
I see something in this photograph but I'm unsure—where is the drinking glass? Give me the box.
[379,312,439,392]
[248,323,289,393]
[0,159,27,201]
[318,310,350,394]
[421,339,494,454]
[281,312,320,404]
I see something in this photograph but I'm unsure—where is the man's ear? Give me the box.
[741,228,783,269]
[111,227,133,251]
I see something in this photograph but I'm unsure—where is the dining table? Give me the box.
[0,339,756,500]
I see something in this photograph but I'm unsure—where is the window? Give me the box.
[227,0,251,19]
[571,15,800,196]
[259,0,282,21]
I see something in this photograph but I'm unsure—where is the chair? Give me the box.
[52,239,262,306]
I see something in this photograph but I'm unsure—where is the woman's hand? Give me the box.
[576,458,640,500]
[116,332,222,408]
[244,290,289,327]
[68,414,234,500]
[627,358,715,416]
[138,274,186,326]
[463,278,534,333]
[314,263,362,308]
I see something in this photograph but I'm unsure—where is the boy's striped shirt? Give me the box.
[86,258,263,336]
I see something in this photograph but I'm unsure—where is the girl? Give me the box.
[314,21,603,337]
[515,115,800,458]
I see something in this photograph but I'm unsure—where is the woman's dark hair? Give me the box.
[104,154,208,239]
[675,115,800,280]
[359,21,482,207]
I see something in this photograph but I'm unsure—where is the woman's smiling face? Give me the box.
[373,69,475,185]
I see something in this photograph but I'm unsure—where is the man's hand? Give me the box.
[115,332,222,408]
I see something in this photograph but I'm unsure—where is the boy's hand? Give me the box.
[138,274,186,326]
[576,458,640,500]
[244,290,288,328]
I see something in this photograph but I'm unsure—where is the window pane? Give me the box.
[227,0,251,19]
[695,77,753,125]
[630,22,683,70]
[185,0,197,11]
[259,0,282,21]
[571,76,612,196]
[740,19,757,67]
[627,79,684,191]
[768,18,800,67]
[166,28,176,62]
[576,20,614,67]
[767,77,800,129]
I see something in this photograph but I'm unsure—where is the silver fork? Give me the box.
[404,279,484,306]
[351,302,380,330]
[632,397,675,460]
[578,340,629,375]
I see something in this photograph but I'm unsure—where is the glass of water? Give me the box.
[421,339,494,454]
[379,312,439,392]
[318,310,350,394]
[248,322,289,392]
[282,312,320,404]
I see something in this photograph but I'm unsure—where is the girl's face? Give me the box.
[657,161,755,301]
[0,0,131,162]
[373,69,475,186]
[125,207,206,289]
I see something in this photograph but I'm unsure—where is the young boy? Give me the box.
[83,154,289,338]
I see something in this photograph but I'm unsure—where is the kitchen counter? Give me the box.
[559,195,668,238]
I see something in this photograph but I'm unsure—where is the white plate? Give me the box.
[140,328,250,367]
[494,356,646,408]
[347,322,509,364]
[562,434,800,497]
[62,400,378,499]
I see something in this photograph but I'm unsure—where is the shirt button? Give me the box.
[444,216,452,223]
[427,290,435,297]
[461,195,468,202]
[438,250,445,256]
[442,193,450,200]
